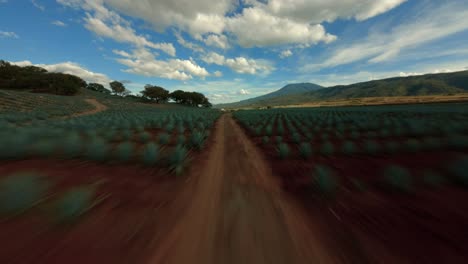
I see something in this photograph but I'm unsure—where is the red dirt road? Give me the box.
[151,114,333,264]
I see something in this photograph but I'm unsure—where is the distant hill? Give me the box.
[217,83,323,108]
[217,70,468,108]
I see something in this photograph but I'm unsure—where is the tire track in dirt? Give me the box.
[150,114,334,264]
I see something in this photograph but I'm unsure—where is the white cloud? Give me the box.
[57,0,404,49]
[174,31,204,53]
[11,60,112,85]
[84,15,176,56]
[51,20,67,27]
[0,31,18,38]
[307,1,468,70]
[113,47,209,81]
[238,89,250,95]
[213,70,223,77]
[203,34,229,49]
[202,51,274,75]
[31,0,45,11]
[0,0,8,4]
[226,7,336,47]
[279,50,293,58]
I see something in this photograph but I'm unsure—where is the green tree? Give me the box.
[109,81,126,96]
[87,83,111,94]
[141,84,170,103]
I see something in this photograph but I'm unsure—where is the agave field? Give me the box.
[234,103,468,262]
[0,96,221,263]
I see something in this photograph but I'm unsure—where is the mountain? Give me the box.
[217,83,323,108]
[217,70,468,108]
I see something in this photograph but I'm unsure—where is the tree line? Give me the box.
[0,60,212,107]
[0,60,86,95]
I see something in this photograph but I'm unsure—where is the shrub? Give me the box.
[423,170,445,188]
[320,141,334,156]
[158,132,171,145]
[447,155,468,187]
[298,142,312,159]
[85,138,109,162]
[277,143,290,159]
[190,131,205,150]
[177,135,186,145]
[364,140,380,156]
[311,165,338,197]
[32,139,57,157]
[54,185,95,222]
[262,136,269,145]
[384,141,400,154]
[404,139,421,153]
[341,141,357,155]
[383,165,412,193]
[115,141,134,162]
[142,143,159,166]
[62,133,83,158]
[169,145,188,176]
[291,132,301,144]
[139,132,151,143]
[0,171,50,215]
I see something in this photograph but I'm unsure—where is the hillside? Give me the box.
[218,70,468,108]
[217,83,323,108]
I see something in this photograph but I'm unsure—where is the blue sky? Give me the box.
[1,0,467,103]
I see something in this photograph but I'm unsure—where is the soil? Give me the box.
[68,98,108,118]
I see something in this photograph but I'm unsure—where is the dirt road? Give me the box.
[150,114,333,264]
[72,98,108,117]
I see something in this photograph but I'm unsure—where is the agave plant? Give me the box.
[298,142,312,159]
[169,145,189,176]
[383,165,412,193]
[54,185,96,222]
[141,142,159,166]
[115,141,134,162]
[311,165,338,197]
[0,171,50,215]
[190,131,205,150]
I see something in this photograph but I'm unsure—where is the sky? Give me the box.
[1,0,467,104]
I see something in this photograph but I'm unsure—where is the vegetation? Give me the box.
[383,165,413,193]
[0,171,49,215]
[0,60,86,95]
[54,185,96,222]
[311,165,338,197]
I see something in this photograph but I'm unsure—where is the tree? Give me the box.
[109,81,126,96]
[87,83,111,94]
[169,90,187,104]
[141,84,170,103]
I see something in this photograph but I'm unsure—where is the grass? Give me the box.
[383,165,412,193]
[277,143,290,159]
[0,171,50,215]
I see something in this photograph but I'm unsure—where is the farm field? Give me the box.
[1,90,468,263]
[234,103,468,263]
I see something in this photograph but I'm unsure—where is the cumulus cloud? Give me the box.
[306,1,468,70]
[279,50,293,58]
[203,34,229,49]
[57,0,404,48]
[174,31,204,53]
[213,70,223,77]
[51,20,67,27]
[0,31,18,38]
[202,52,274,75]
[113,47,209,81]
[12,60,112,85]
